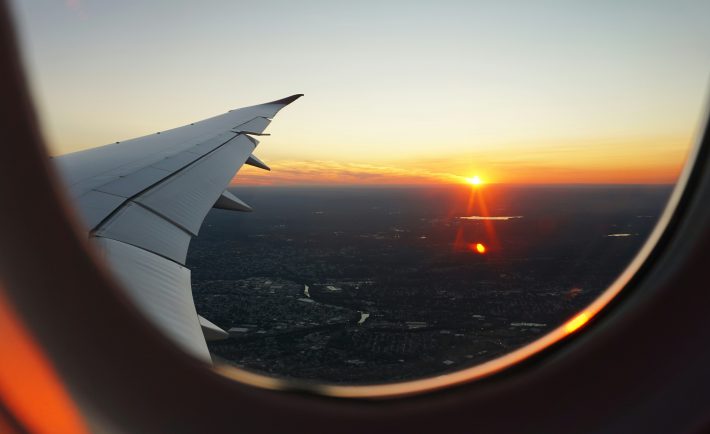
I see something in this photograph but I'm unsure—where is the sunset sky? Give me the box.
[9,0,710,185]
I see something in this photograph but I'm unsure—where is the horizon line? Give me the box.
[229,182,677,188]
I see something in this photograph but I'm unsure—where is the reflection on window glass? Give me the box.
[11,0,710,384]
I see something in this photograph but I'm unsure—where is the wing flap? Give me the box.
[95,202,192,264]
[134,135,254,235]
[93,237,210,362]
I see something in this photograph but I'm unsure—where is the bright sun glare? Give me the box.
[466,176,483,186]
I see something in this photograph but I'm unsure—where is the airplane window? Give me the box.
[8,0,710,391]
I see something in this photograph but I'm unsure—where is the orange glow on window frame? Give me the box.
[0,289,88,434]
[564,311,591,334]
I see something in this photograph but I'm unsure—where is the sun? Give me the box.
[465,176,483,186]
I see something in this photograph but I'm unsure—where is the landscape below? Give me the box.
[187,184,671,384]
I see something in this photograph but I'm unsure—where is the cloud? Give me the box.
[231,160,463,186]
[230,136,687,186]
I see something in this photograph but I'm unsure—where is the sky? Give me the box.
[9,0,710,185]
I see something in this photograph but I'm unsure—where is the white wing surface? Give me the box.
[53,95,302,362]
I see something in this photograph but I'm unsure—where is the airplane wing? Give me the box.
[52,94,303,363]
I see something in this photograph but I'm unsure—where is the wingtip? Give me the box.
[267,94,304,106]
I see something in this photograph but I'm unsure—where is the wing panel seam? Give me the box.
[130,200,195,237]
[92,234,188,268]
[90,133,249,234]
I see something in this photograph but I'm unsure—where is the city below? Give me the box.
[187,184,670,384]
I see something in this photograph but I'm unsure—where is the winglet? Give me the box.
[265,94,304,106]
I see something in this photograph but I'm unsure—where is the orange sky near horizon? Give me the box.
[232,134,692,186]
